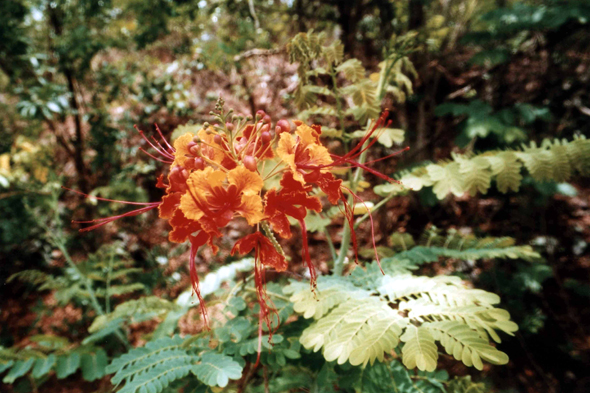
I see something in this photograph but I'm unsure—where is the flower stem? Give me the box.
[330,68,346,135]
[333,54,399,275]
[43,191,130,349]
[333,147,368,275]
[52,235,130,349]
[322,225,337,262]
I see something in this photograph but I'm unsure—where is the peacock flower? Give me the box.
[276,122,333,183]
[67,99,406,361]
[179,166,264,229]
[275,111,407,266]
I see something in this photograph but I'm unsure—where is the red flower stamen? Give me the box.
[341,186,383,273]
[189,232,211,329]
[155,124,175,152]
[364,146,410,165]
[74,204,159,232]
[298,218,317,289]
[63,186,161,232]
[231,232,285,366]
[340,196,359,263]
[135,125,175,162]
[139,147,174,164]
[62,186,161,206]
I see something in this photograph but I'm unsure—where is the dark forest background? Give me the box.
[1,1,589,392]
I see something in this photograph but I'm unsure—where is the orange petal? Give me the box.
[188,167,225,195]
[307,143,333,167]
[168,208,202,243]
[228,166,263,196]
[172,133,194,167]
[179,168,224,221]
[238,194,264,225]
[231,232,287,271]
[268,213,292,239]
[306,172,342,205]
[197,128,226,164]
[276,132,303,182]
[159,192,181,219]
[295,123,320,146]
[179,190,205,222]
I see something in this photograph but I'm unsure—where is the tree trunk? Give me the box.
[407,0,429,161]
[408,0,424,31]
[374,0,396,42]
[47,3,89,193]
[65,69,89,193]
[295,0,306,32]
[336,1,363,56]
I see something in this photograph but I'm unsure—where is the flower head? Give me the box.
[67,101,406,357]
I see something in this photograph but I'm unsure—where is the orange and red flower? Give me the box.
[67,107,406,355]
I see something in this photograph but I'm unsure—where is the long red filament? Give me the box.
[337,111,389,161]
[253,245,278,369]
[149,135,175,160]
[342,186,383,273]
[135,125,175,161]
[139,147,174,164]
[299,218,317,289]
[340,197,359,263]
[75,204,159,232]
[189,235,210,329]
[62,186,161,206]
[155,124,175,152]
[363,146,410,165]
[338,157,398,183]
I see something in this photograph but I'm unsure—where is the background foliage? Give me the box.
[1,0,590,392]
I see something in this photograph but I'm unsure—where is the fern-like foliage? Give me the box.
[287,30,415,126]
[7,269,67,291]
[7,242,144,307]
[0,342,107,384]
[89,296,179,333]
[107,336,244,392]
[192,352,243,388]
[375,135,590,199]
[285,266,517,371]
[109,336,197,393]
[354,231,541,292]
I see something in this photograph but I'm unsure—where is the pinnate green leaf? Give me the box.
[191,352,243,388]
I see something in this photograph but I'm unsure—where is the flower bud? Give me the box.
[213,134,222,145]
[192,136,202,144]
[194,157,205,170]
[243,155,257,172]
[189,145,201,156]
[261,131,272,143]
[260,124,270,133]
[276,119,291,134]
[169,165,182,177]
[181,168,189,179]
[262,114,271,124]
[256,110,266,119]
[225,122,234,131]
[187,141,197,150]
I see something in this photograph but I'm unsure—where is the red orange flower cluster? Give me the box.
[68,101,404,351]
